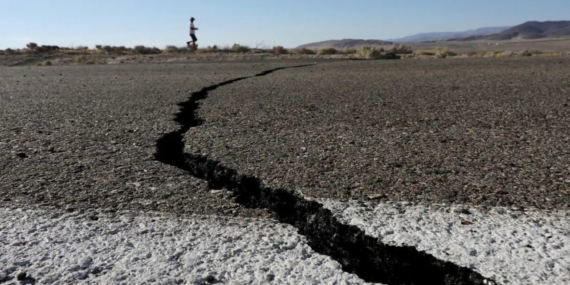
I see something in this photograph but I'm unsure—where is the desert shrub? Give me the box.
[414,50,436,56]
[164,45,181,53]
[134,45,162,54]
[390,43,413,54]
[501,51,516,57]
[518,50,532,57]
[317,47,338,55]
[231,44,251,53]
[343,48,357,54]
[26,42,38,50]
[95,45,103,50]
[45,61,52,66]
[36,45,60,53]
[483,51,502,58]
[196,45,220,53]
[356,46,384,59]
[75,46,88,51]
[5,48,14,54]
[436,51,448,58]
[465,51,480,57]
[272,46,288,54]
[293,48,316,55]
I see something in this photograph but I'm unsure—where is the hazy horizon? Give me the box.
[1,0,568,49]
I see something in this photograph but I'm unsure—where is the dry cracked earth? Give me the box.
[1,57,570,284]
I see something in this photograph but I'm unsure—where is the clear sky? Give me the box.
[0,0,568,49]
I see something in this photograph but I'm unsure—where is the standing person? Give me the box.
[187,17,198,49]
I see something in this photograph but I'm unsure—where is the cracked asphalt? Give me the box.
[2,58,569,217]
[186,57,570,210]
[0,61,314,217]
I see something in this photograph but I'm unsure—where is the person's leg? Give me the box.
[191,34,198,47]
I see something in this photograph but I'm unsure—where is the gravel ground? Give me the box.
[186,57,570,210]
[0,61,314,217]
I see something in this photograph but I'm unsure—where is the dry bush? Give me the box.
[356,46,384,59]
[164,45,182,53]
[272,46,288,54]
[26,42,38,50]
[483,51,501,58]
[231,44,251,53]
[317,47,338,55]
[501,51,516,57]
[390,43,413,54]
[293,48,316,55]
[518,50,532,57]
[414,50,436,56]
[134,45,162,54]
[465,51,480,57]
[196,45,220,53]
[342,48,357,54]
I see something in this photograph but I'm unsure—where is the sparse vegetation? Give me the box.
[356,46,384,59]
[26,42,38,50]
[272,46,288,55]
[343,48,357,54]
[133,45,162,55]
[164,45,182,53]
[389,43,413,54]
[231,44,251,53]
[356,46,400,60]
[74,56,106,65]
[317,47,338,55]
[292,48,316,55]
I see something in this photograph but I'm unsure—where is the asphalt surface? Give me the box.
[186,57,570,210]
[2,58,569,216]
[0,61,316,217]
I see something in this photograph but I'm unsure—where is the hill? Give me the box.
[388,26,509,43]
[450,21,570,41]
[297,39,393,49]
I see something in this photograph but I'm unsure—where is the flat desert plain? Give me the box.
[1,58,569,284]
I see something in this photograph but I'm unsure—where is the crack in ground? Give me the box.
[155,64,496,285]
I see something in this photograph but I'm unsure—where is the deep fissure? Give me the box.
[155,64,496,285]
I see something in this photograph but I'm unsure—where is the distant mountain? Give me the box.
[450,21,570,41]
[297,39,393,49]
[388,27,510,43]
